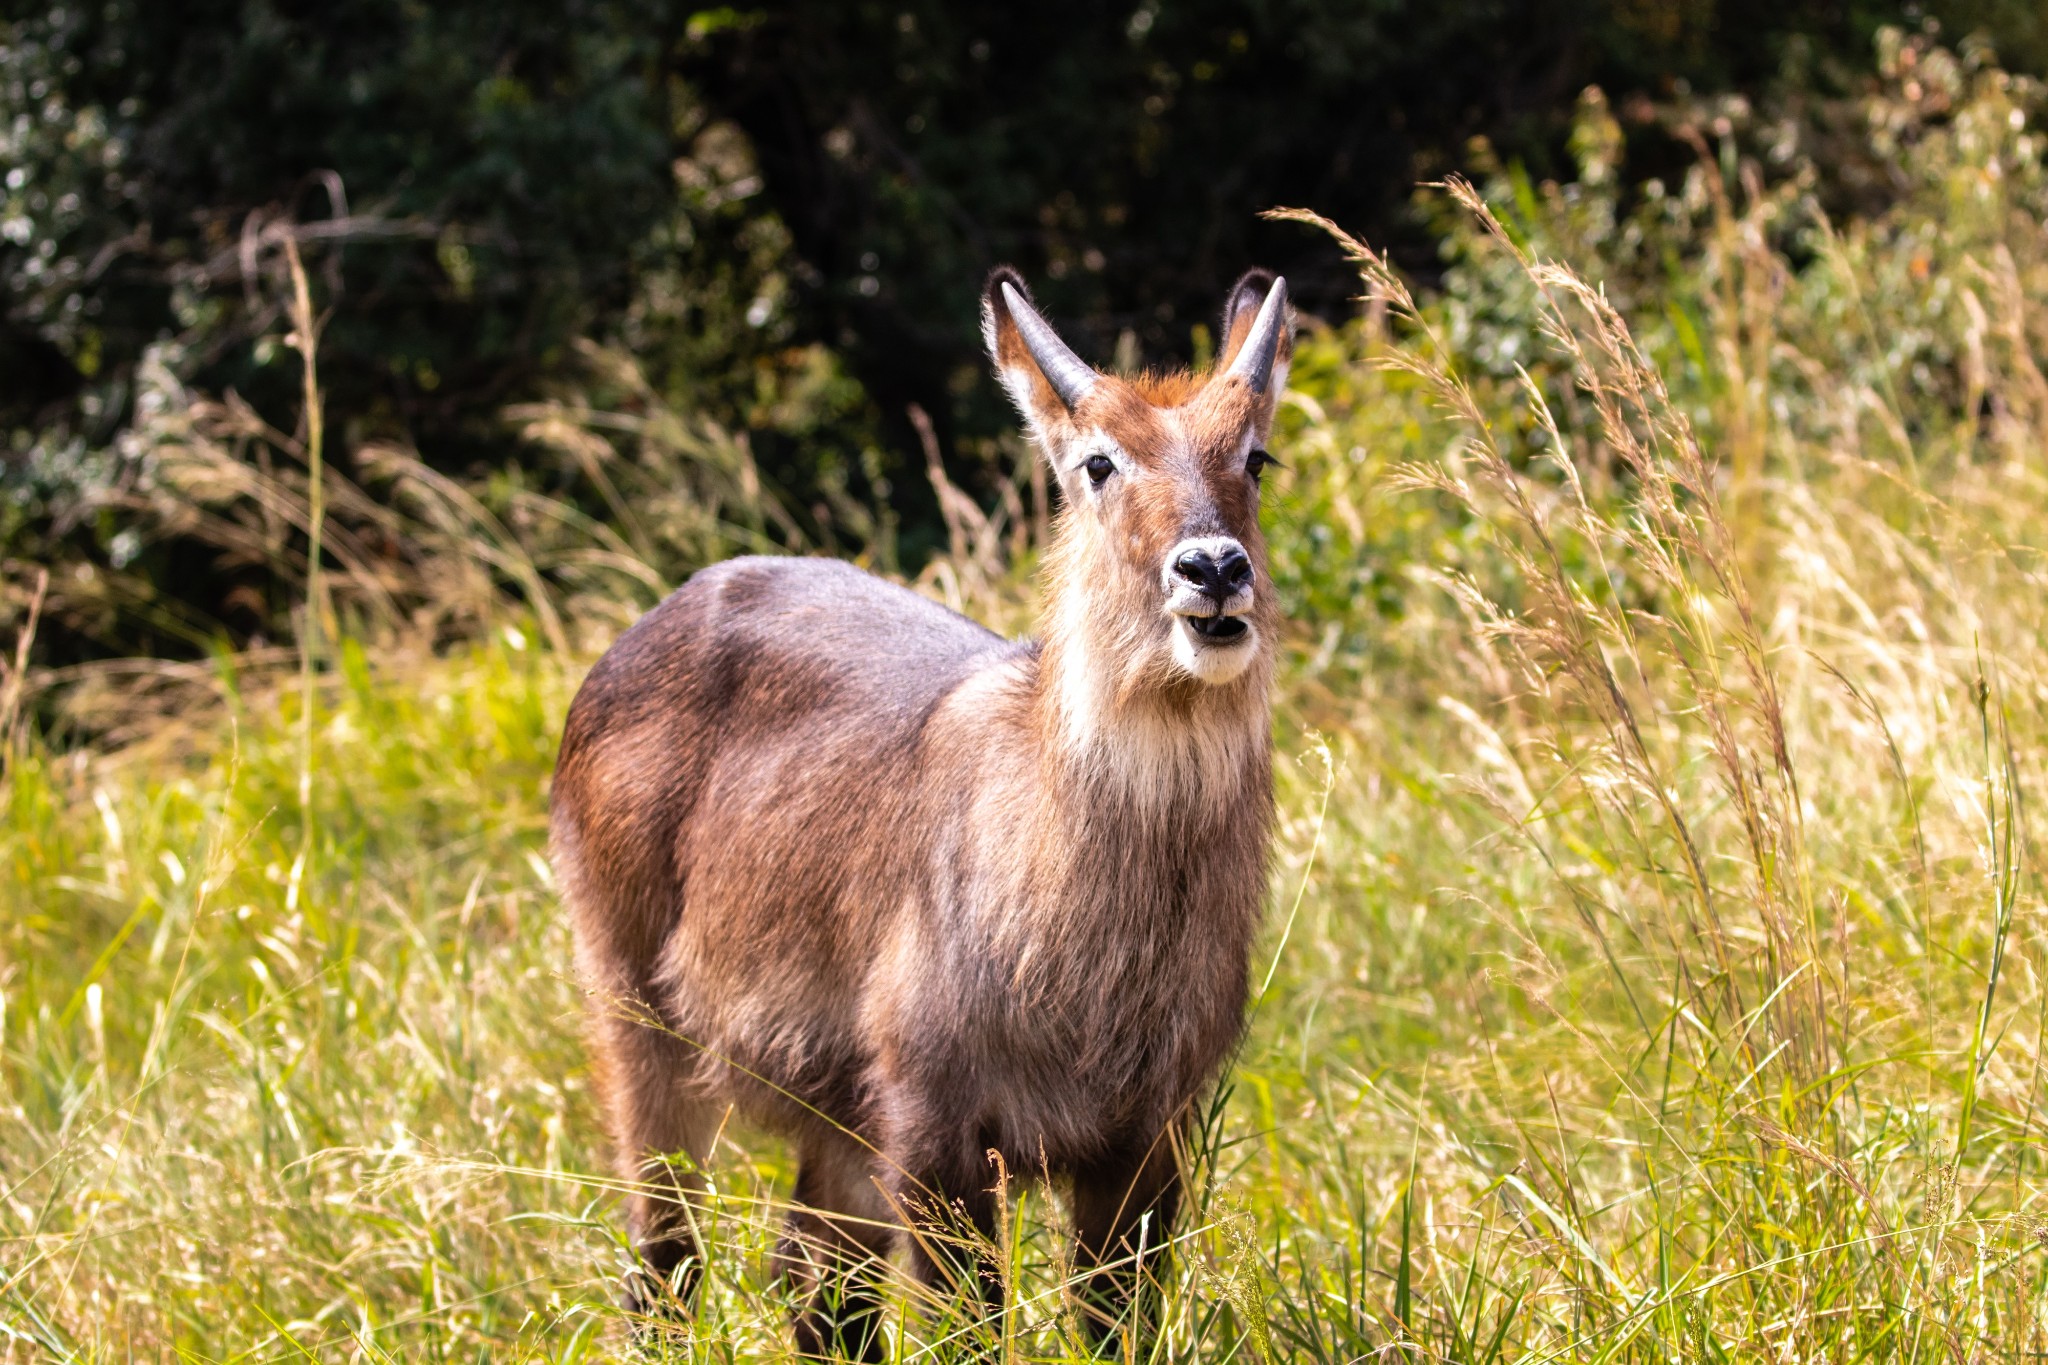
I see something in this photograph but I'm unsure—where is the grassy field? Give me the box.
[10,52,2048,1362]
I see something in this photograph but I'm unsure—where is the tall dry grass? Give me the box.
[1253,178,2045,1362]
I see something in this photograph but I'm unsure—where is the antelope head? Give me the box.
[983,268,1293,702]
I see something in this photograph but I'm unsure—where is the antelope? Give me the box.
[549,266,1292,1356]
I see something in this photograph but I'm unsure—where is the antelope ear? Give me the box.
[1217,268,1293,430]
[983,267,1099,438]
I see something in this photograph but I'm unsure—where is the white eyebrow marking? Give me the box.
[1069,434,1129,476]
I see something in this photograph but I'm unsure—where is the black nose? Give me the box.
[1173,544,1254,600]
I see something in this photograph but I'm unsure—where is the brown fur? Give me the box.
[551,266,1292,1355]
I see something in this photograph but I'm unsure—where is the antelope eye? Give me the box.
[1083,453,1116,486]
[1246,449,1279,481]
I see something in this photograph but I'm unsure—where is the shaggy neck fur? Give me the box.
[1026,519,1273,817]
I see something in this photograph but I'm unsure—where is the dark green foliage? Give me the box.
[681,0,1975,457]
[0,0,725,660]
[2,0,682,445]
[3,0,2045,667]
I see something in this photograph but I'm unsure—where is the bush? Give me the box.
[12,2,2048,670]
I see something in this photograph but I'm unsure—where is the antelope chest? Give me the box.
[871,854,1254,1165]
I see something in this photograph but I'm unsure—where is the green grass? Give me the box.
[10,42,2048,1361]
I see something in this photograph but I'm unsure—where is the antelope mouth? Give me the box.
[1186,614,1250,644]
[1170,610,1259,684]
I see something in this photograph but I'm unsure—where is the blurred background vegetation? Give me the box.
[6,0,2047,677]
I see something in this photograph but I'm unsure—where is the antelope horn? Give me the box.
[1000,281,1098,409]
[1223,275,1289,395]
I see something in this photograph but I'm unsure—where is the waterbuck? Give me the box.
[550,266,1292,1355]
